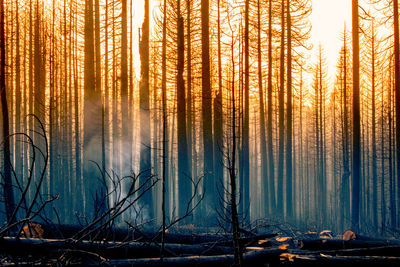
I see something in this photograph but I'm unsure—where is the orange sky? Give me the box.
[310,0,352,81]
[132,0,352,82]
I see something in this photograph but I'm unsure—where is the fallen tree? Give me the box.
[299,239,400,250]
[0,237,234,259]
[281,253,400,267]
[102,248,284,267]
[34,223,277,246]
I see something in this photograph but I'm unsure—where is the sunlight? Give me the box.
[310,0,352,80]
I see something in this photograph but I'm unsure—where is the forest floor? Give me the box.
[1,223,400,266]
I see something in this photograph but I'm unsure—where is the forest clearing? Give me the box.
[1,0,400,265]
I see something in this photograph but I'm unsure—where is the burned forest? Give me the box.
[1,0,400,266]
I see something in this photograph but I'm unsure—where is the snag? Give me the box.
[343,230,357,241]
[21,222,44,239]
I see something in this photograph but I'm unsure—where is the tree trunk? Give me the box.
[139,0,153,220]
[83,0,101,216]
[14,0,22,181]
[257,0,268,217]
[341,28,350,230]
[371,22,377,229]
[186,0,193,196]
[213,0,223,214]
[393,0,400,229]
[352,0,361,232]
[240,0,250,222]
[267,0,276,213]
[177,2,190,221]
[161,0,169,256]
[286,0,293,219]
[230,32,242,266]
[201,0,215,220]
[121,0,130,175]
[0,0,15,223]
[277,0,285,215]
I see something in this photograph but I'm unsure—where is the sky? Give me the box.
[310,0,352,81]
[132,0,353,81]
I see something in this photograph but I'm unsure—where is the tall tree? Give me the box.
[341,26,351,230]
[177,0,190,220]
[267,0,276,213]
[94,0,102,172]
[286,0,293,218]
[161,0,169,222]
[369,21,378,229]
[201,0,215,218]
[257,0,268,216]
[277,0,285,215]
[121,0,130,174]
[213,0,223,214]
[139,0,153,219]
[14,0,22,180]
[33,0,45,181]
[93,0,106,215]
[83,0,101,215]
[186,0,193,192]
[352,0,361,232]
[0,0,15,223]
[393,0,400,228]
[74,0,82,213]
[240,0,250,221]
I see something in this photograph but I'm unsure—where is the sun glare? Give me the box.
[310,0,352,80]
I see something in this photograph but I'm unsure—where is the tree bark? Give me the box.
[201,0,215,220]
[213,0,223,213]
[139,0,153,219]
[177,2,190,221]
[0,0,15,223]
[84,0,102,215]
[240,0,250,222]
[267,0,276,213]
[352,0,361,233]
[286,0,293,219]
[257,0,268,217]
[393,0,400,229]
[277,0,285,215]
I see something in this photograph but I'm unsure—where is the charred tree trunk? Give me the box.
[0,0,15,223]
[230,33,242,267]
[352,0,361,232]
[341,29,350,230]
[240,0,250,222]
[14,0,22,181]
[201,0,215,220]
[257,0,268,216]
[186,0,193,195]
[267,0,276,213]
[121,0,130,174]
[139,0,153,219]
[286,0,293,219]
[214,0,223,212]
[393,0,400,229]
[83,0,101,215]
[371,22,377,229]
[177,2,190,221]
[161,0,169,254]
[277,0,285,215]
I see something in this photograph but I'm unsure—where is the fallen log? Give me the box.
[319,254,400,263]
[39,224,276,245]
[103,248,284,267]
[299,239,400,250]
[281,253,400,267]
[203,233,277,247]
[0,237,233,259]
[320,245,400,257]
